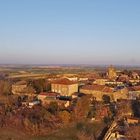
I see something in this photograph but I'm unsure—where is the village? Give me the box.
[0,65,139,139]
[11,66,140,106]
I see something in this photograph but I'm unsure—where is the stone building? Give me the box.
[128,86,140,100]
[93,78,108,85]
[132,72,140,79]
[80,85,114,101]
[12,81,27,95]
[12,81,35,96]
[107,65,117,79]
[80,85,128,101]
[51,78,78,96]
[113,88,128,101]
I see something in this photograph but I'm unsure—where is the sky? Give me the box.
[0,0,140,65]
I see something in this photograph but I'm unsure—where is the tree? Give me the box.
[123,70,132,77]
[0,80,11,96]
[59,110,71,124]
[102,95,111,104]
[48,102,59,115]
[116,100,133,119]
[126,126,140,140]
[77,131,95,140]
[131,99,140,118]
[32,79,46,93]
[103,116,111,124]
[76,122,97,140]
[74,95,91,121]
[24,86,36,95]
[23,117,31,131]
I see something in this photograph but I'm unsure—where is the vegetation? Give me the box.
[0,80,11,95]
[1,66,140,139]
[126,126,140,140]
[74,95,91,121]
[58,110,71,124]
[132,99,140,117]
[31,79,46,93]
[102,95,111,104]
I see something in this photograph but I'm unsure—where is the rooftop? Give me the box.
[128,85,140,91]
[52,78,77,85]
[81,84,114,92]
[14,80,27,85]
[39,92,60,96]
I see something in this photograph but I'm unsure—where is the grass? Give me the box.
[0,126,78,140]
[0,121,105,140]
[0,128,31,140]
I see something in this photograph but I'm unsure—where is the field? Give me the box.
[0,127,78,140]
[0,121,105,140]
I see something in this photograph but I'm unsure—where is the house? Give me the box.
[127,118,139,124]
[51,78,78,96]
[80,85,128,101]
[38,92,70,107]
[80,85,114,101]
[62,77,78,81]
[113,88,128,101]
[95,105,111,120]
[128,86,140,100]
[93,78,108,85]
[71,92,86,99]
[129,79,140,86]
[12,81,35,96]
[29,100,40,108]
[12,81,27,95]
[78,77,88,81]
[37,92,71,107]
[118,74,129,82]
[38,92,60,100]
[105,80,124,86]
[107,132,126,140]
[37,92,60,104]
[132,72,140,79]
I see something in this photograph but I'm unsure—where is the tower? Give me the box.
[108,65,117,79]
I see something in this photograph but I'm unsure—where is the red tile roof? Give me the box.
[128,86,140,91]
[14,80,27,85]
[52,78,77,85]
[39,92,60,96]
[81,85,113,92]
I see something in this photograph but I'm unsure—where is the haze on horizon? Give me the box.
[0,0,140,66]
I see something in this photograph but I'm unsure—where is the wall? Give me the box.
[80,89,114,101]
[12,84,27,94]
[80,88,128,101]
[51,83,78,96]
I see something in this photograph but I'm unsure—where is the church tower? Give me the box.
[108,65,117,79]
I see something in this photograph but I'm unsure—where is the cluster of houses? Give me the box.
[11,66,140,108]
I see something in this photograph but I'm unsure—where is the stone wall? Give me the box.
[51,83,78,96]
[12,84,27,94]
[80,89,114,101]
[113,88,128,101]
[80,88,128,101]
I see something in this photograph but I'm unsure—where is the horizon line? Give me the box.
[0,63,140,67]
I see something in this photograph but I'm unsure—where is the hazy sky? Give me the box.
[0,0,140,65]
